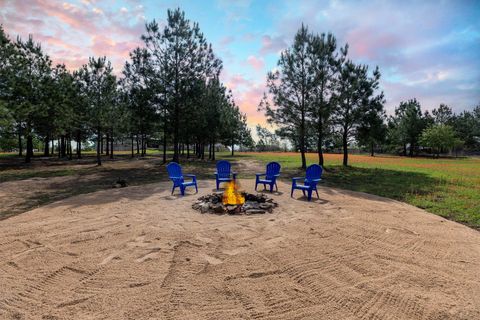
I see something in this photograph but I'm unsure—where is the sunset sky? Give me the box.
[1,0,479,130]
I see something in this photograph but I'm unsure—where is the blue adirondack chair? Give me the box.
[166,162,198,196]
[291,164,323,201]
[215,160,237,190]
[255,162,281,192]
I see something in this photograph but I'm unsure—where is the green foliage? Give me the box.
[77,56,117,165]
[420,124,460,156]
[260,24,385,168]
[452,106,480,150]
[356,99,387,156]
[260,25,318,169]
[388,99,428,156]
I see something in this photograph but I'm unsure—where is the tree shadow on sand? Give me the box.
[279,165,441,205]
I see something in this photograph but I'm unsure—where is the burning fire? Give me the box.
[222,180,245,205]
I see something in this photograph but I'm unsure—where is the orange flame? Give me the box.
[222,180,245,205]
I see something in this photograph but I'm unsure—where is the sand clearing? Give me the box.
[0,179,479,319]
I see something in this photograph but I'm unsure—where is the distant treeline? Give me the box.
[0,9,253,164]
[258,25,480,167]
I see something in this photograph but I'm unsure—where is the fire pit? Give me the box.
[192,181,278,215]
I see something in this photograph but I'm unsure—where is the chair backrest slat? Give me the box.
[216,160,231,178]
[266,162,281,179]
[167,162,183,179]
[306,164,322,181]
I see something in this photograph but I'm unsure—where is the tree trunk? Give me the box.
[212,140,216,161]
[25,128,33,163]
[105,132,110,156]
[143,134,147,156]
[131,135,134,158]
[110,130,114,159]
[300,114,306,169]
[96,129,102,166]
[231,138,234,156]
[201,143,205,160]
[403,144,407,156]
[370,141,374,157]
[18,124,23,156]
[342,131,348,166]
[317,135,324,167]
[51,139,55,156]
[135,134,139,155]
[68,134,73,160]
[100,136,104,154]
[60,135,66,158]
[44,134,50,157]
[208,143,212,160]
[409,141,414,157]
[187,142,190,159]
[76,131,82,159]
[162,133,167,164]
[173,106,179,163]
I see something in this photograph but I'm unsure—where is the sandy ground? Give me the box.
[0,179,479,320]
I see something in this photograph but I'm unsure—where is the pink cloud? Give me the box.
[246,55,265,71]
[259,35,287,55]
[225,74,252,90]
[1,0,144,73]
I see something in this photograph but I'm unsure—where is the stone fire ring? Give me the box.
[192,192,278,214]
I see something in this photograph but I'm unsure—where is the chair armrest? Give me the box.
[309,178,322,183]
[170,176,182,179]
[292,177,304,181]
[273,174,280,178]
[232,172,238,178]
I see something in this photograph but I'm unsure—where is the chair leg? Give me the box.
[269,183,273,192]
[307,190,312,201]
[302,190,306,197]
[171,185,175,195]
[315,188,319,199]
[180,186,185,196]
[275,182,278,191]
[195,183,198,193]
[291,187,294,198]
[216,180,219,191]
[255,180,258,191]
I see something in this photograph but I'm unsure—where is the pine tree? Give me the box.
[333,61,383,166]
[260,25,314,169]
[308,32,346,166]
[77,57,117,166]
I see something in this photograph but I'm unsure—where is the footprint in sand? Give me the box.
[222,248,246,256]
[100,253,121,265]
[195,236,214,243]
[135,247,162,263]
[202,254,223,265]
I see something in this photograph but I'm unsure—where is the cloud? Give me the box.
[259,35,287,55]
[268,0,480,113]
[246,55,265,71]
[0,0,145,73]
[219,35,235,47]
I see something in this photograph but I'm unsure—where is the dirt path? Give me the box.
[1,180,479,319]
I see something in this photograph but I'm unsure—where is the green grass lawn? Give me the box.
[216,152,480,228]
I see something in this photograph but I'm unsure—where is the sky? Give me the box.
[1,0,479,131]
